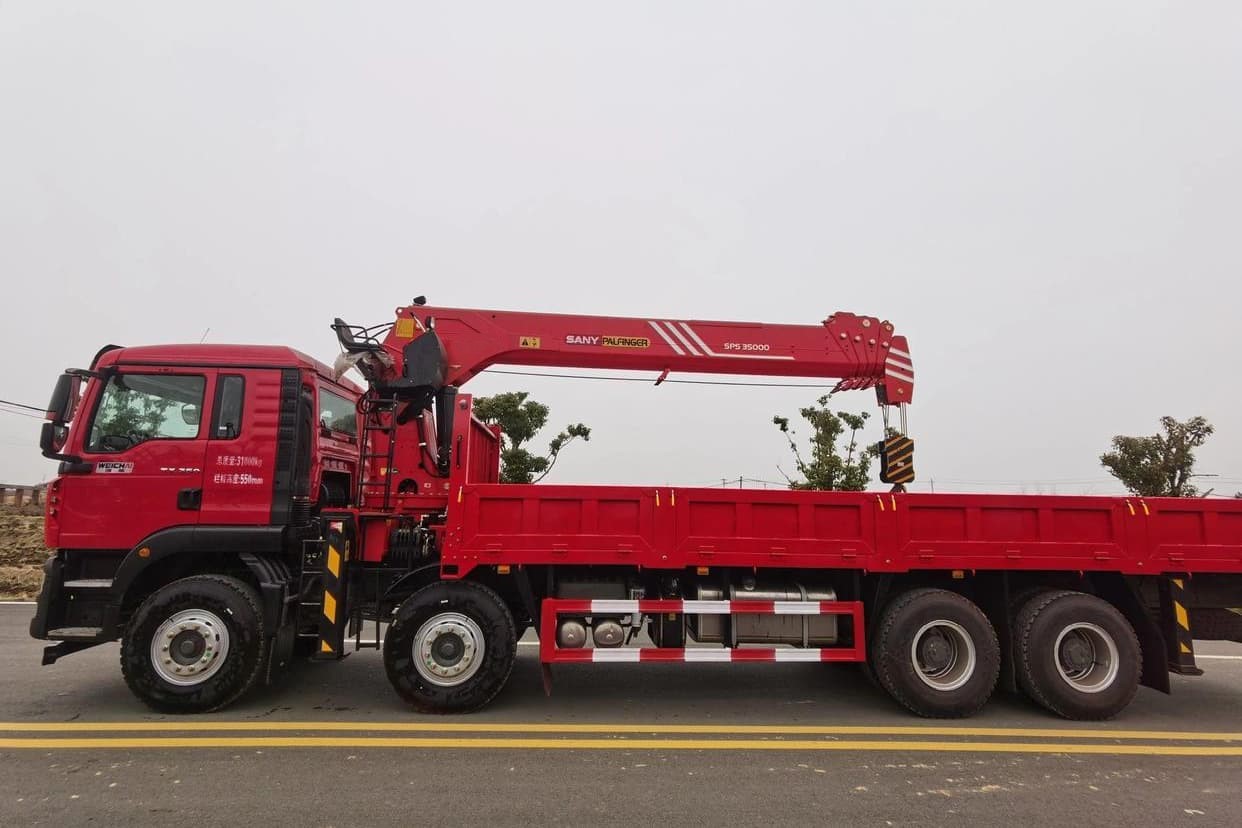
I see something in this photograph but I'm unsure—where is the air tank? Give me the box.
[556,618,588,648]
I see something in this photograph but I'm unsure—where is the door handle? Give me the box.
[177,488,202,510]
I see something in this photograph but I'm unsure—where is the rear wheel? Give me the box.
[1014,590,1140,720]
[120,575,268,713]
[871,588,1000,718]
[383,581,517,713]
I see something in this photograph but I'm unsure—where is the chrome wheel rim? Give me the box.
[150,609,230,686]
[1054,623,1119,693]
[911,620,976,691]
[414,612,485,687]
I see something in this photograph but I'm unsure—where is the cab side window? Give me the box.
[86,374,206,452]
[319,387,358,437]
[212,375,245,439]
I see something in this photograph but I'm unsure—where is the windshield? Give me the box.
[86,373,206,452]
[319,388,357,437]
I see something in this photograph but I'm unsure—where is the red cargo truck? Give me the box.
[30,301,1242,720]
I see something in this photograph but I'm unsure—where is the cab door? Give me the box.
[198,368,284,526]
[57,369,214,550]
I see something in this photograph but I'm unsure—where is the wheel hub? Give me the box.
[171,631,207,664]
[1053,623,1119,693]
[432,633,465,667]
[414,613,485,687]
[910,620,977,692]
[1059,634,1094,673]
[919,633,952,672]
[150,609,230,686]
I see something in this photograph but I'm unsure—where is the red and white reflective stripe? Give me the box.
[585,599,846,615]
[570,648,847,663]
[539,597,868,665]
[885,347,914,383]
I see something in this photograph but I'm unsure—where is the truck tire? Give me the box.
[1014,590,1140,720]
[871,588,1000,718]
[120,575,268,713]
[384,580,517,714]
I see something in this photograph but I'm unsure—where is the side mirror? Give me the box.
[40,421,70,456]
[46,373,82,423]
[41,373,84,461]
[181,404,200,426]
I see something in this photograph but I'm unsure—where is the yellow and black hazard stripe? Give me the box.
[1159,575,1203,676]
[879,435,915,485]
[315,521,351,660]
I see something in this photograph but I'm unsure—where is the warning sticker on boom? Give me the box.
[519,336,541,348]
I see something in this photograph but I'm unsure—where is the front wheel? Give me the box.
[120,575,269,713]
[383,581,517,713]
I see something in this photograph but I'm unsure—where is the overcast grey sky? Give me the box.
[1,2,1239,494]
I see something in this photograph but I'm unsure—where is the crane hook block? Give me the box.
[879,435,915,485]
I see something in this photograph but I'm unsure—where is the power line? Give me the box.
[667,476,791,488]
[481,369,840,389]
[0,398,42,412]
[0,406,43,420]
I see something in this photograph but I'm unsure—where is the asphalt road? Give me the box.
[3,603,1242,827]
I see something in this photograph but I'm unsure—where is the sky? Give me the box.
[1,2,1239,495]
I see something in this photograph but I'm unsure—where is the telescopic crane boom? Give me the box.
[332,299,916,485]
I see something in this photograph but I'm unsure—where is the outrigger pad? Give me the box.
[879,435,915,485]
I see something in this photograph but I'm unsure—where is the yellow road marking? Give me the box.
[1,722,1240,741]
[2,736,1242,755]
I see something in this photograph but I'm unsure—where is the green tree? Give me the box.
[1100,416,1215,497]
[773,397,877,491]
[474,392,591,483]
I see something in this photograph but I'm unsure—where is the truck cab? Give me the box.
[31,344,361,678]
